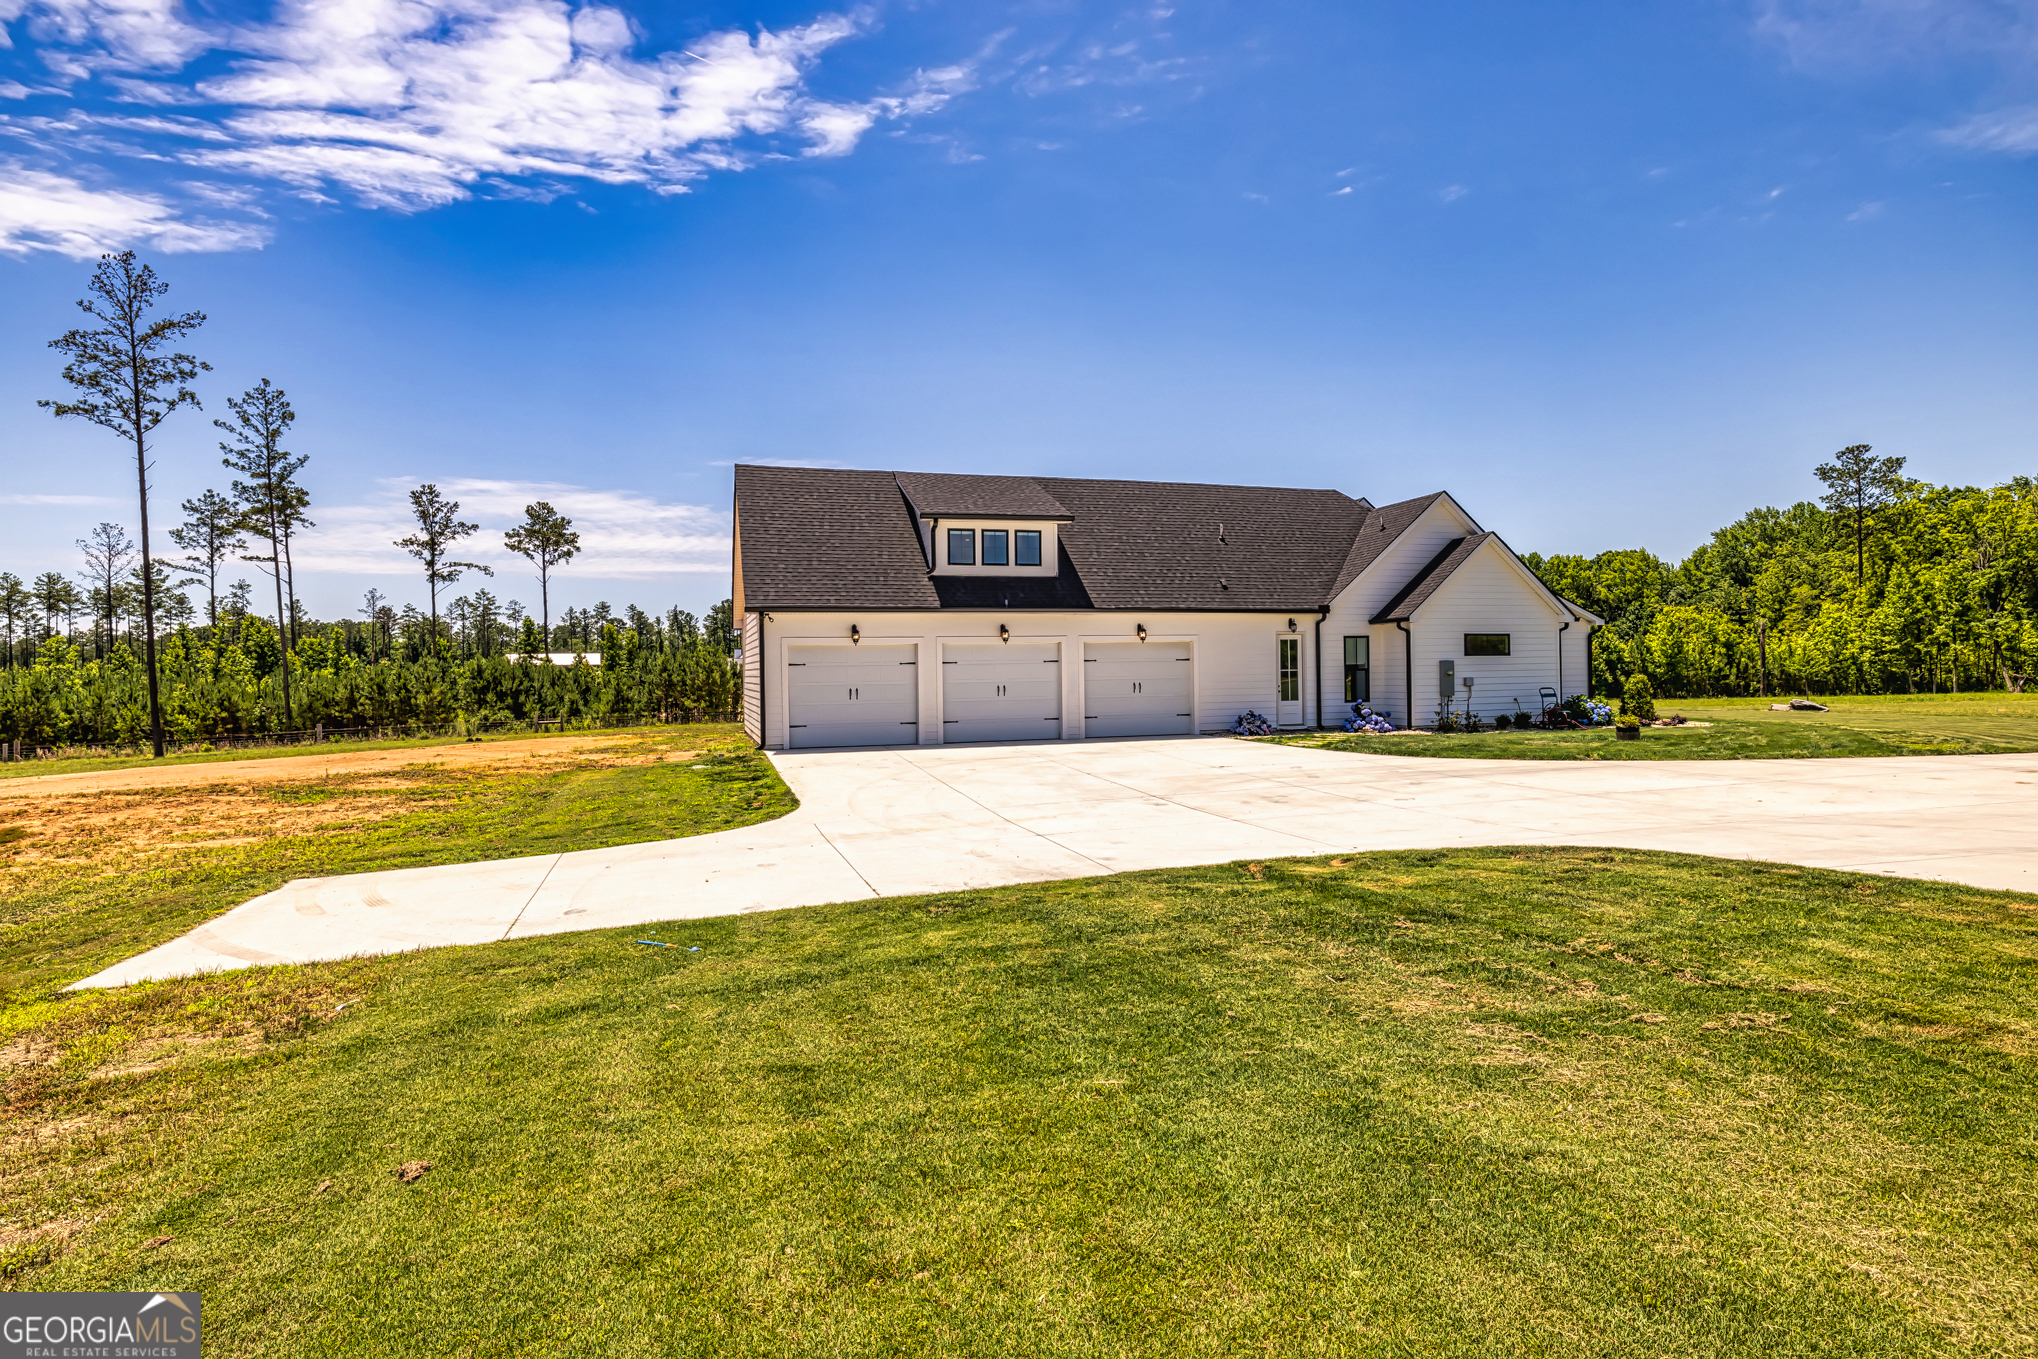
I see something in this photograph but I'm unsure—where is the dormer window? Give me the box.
[927,519,1061,576]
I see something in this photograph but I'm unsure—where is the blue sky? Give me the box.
[3,0,2035,623]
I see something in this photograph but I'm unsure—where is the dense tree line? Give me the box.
[0,600,741,749]
[1527,455,2038,698]
[9,250,740,752]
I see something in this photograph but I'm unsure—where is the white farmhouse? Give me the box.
[734,466,1600,749]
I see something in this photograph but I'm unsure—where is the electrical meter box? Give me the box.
[1438,658,1455,698]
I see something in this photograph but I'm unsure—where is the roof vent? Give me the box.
[1218,578,1229,590]
[1217,522,1226,544]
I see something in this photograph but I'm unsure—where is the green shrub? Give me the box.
[1620,673,1657,723]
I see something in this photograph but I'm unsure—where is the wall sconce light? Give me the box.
[1136,623,1147,642]
[999,624,1010,644]
[850,624,860,645]
[1286,618,1297,632]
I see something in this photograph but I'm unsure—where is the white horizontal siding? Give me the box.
[1397,545,1575,726]
[1317,497,1479,730]
[752,609,1320,748]
[741,611,762,743]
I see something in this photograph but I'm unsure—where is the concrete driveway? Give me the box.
[75,736,2038,987]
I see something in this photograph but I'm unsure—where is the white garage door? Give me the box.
[785,644,919,748]
[1083,642,1194,738]
[941,643,1062,742]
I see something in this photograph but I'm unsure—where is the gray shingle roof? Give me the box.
[735,465,1439,613]
[1368,533,1496,623]
[1331,492,1447,598]
[735,466,939,610]
[894,471,1072,519]
[1033,475,1368,611]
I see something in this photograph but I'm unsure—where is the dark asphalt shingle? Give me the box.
[736,465,1497,616]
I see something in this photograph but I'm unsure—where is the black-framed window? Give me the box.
[982,529,1009,566]
[1464,633,1510,656]
[1015,529,1042,566]
[947,528,975,565]
[1343,635,1370,702]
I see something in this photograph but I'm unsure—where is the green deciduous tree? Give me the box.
[40,250,208,757]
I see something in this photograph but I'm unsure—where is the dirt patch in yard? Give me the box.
[0,733,645,800]
[0,740,704,872]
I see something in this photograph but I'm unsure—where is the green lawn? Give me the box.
[7,847,2035,1356]
[1286,692,2038,760]
[0,725,792,1008]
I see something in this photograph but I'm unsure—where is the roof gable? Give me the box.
[1367,531,1581,625]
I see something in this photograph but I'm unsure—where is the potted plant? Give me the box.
[1615,715,1641,741]
[1514,710,1535,729]
[1493,713,1512,730]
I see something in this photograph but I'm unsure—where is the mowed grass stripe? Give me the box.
[8,848,2034,1356]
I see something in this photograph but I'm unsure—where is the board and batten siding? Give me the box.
[746,609,1320,748]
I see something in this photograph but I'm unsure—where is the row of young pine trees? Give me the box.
[3,251,739,754]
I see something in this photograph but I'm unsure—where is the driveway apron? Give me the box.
[72,737,2038,987]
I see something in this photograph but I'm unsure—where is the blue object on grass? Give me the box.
[636,940,670,947]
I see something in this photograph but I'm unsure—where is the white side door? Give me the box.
[941,643,1062,742]
[785,644,919,748]
[1082,642,1194,738]
[1275,635,1304,727]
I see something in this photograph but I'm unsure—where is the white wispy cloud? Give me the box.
[292,478,730,581]
[0,1,981,247]
[0,162,270,257]
[0,492,119,505]
[1939,102,2038,151]
[1754,0,2038,72]
[1756,1,2038,158]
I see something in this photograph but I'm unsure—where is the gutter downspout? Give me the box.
[1314,605,1329,729]
[1396,621,1412,728]
[1557,620,1570,707]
